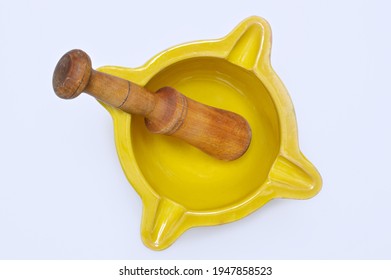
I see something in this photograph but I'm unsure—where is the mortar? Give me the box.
[54,16,322,250]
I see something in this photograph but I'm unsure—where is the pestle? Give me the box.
[52,49,251,160]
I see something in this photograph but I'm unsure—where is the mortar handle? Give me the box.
[52,49,251,161]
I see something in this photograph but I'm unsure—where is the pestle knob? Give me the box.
[53,49,251,160]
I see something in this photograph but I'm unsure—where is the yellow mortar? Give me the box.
[97,16,322,250]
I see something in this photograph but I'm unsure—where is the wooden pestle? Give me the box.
[52,49,251,160]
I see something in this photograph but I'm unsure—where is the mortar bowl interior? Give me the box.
[131,57,280,211]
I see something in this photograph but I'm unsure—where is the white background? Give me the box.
[0,0,390,259]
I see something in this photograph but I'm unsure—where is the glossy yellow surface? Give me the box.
[98,16,322,250]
